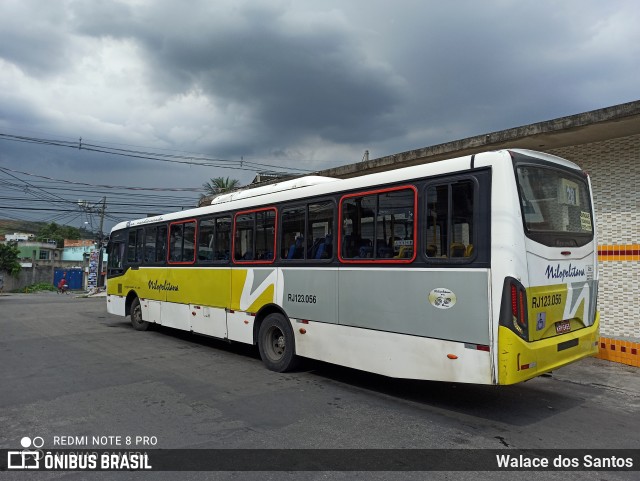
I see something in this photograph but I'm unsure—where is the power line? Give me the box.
[0,132,313,173]
[0,176,198,204]
[0,166,80,210]
[0,205,186,215]
[0,196,192,209]
[0,165,204,191]
[0,181,197,203]
[1,133,308,229]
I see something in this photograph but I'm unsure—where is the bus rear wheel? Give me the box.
[258,313,299,372]
[130,297,150,331]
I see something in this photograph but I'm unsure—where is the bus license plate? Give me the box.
[555,320,571,334]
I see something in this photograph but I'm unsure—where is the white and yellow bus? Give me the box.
[106,149,599,384]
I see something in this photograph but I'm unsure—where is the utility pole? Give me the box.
[98,197,106,244]
[78,197,107,289]
[98,197,106,288]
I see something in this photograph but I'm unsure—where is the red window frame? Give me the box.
[167,219,197,265]
[233,207,277,265]
[338,185,417,264]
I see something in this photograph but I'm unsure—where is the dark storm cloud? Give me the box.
[343,0,640,151]
[0,2,75,77]
[68,0,406,147]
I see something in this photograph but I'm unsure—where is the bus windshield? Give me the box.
[516,164,593,245]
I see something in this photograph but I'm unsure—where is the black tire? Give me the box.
[130,297,150,331]
[258,313,299,372]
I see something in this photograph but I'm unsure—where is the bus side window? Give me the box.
[169,221,196,263]
[255,209,275,260]
[341,188,415,261]
[308,201,334,260]
[281,201,333,261]
[198,218,216,261]
[169,224,183,261]
[233,209,275,263]
[235,212,254,261]
[281,206,306,260]
[108,239,125,274]
[215,217,231,261]
[156,225,167,262]
[126,229,143,264]
[426,180,475,259]
[144,227,153,263]
[341,195,375,259]
[183,222,196,261]
[139,225,168,264]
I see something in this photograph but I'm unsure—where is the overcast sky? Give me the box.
[1,0,639,231]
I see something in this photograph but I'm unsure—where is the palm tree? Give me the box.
[201,177,241,198]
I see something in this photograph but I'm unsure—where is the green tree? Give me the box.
[36,222,81,248]
[201,177,241,198]
[0,241,21,276]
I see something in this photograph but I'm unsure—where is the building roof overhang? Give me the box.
[316,99,640,179]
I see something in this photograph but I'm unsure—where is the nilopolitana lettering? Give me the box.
[148,280,179,292]
[545,263,585,282]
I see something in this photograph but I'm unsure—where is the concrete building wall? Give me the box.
[12,242,60,262]
[0,266,57,292]
[548,134,640,340]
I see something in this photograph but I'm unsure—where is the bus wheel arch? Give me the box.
[255,305,299,372]
[253,304,287,344]
[126,291,149,331]
[124,290,138,317]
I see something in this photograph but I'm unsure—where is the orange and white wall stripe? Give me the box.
[598,244,640,262]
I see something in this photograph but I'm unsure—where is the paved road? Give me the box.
[0,292,638,480]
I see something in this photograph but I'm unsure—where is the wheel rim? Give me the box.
[132,304,142,325]
[264,326,285,361]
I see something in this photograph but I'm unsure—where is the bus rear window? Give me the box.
[516,165,593,246]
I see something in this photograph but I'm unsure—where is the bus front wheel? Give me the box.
[258,313,299,372]
[130,298,150,331]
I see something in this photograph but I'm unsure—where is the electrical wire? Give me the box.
[0,131,316,230]
[0,132,313,174]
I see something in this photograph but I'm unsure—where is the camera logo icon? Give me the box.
[7,436,44,470]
